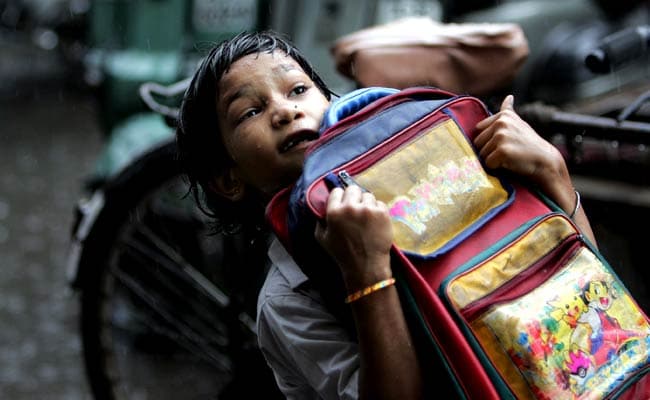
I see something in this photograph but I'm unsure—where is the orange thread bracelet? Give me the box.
[344,278,396,304]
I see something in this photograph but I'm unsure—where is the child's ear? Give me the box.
[207,169,245,201]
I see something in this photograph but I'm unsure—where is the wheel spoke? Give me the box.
[109,265,233,372]
[79,156,279,399]
[131,223,231,308]
[113,241,231,343]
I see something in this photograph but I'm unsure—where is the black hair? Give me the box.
[176,30,334,234]
[175,31,356,337]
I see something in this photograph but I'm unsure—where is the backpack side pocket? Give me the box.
[443,214,650,399]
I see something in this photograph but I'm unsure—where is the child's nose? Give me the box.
[271,100,302,127]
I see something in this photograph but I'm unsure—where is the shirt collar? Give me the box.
[268,236,309,290]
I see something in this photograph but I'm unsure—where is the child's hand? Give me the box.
[472,95,598,245]
[314,185,393,288]
[473,95,567,188]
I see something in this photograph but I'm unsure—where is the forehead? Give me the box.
[218,51,304,92]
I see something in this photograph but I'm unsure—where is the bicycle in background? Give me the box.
[64,1,285,399]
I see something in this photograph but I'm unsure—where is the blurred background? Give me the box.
[1,0,648,399]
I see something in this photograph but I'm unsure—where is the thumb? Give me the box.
[500,94,514,111]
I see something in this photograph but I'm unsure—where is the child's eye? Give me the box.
[291,85,307,96]
[238,108,260,123]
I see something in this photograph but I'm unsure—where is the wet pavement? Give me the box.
[0,84,101,398]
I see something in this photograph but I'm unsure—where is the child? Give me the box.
[176,30,596,400]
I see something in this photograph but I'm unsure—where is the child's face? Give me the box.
[216,51,331,198]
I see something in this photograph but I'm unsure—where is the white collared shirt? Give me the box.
[256,237,360,399]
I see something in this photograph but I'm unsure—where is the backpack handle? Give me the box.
[320,87,399,131]
[320,86,460,133]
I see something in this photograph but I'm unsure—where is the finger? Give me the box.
[361,191,377,205]
[476,124,503,166]
[375,199,389,212]
[327,187,344,207]
[500,94,514,111]
[475,112,498,130]
[342,184,363,203]
[481,149,501,170]
[473,118,495,151]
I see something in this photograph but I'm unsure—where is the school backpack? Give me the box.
[265,86,650,399]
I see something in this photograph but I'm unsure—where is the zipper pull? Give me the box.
[337,170,368,192]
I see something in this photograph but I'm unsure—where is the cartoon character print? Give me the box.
[576,279,640,366]
[483,248,649,399]
[548,290,595,390]
[553,276,646,396]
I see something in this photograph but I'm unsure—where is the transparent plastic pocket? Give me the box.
[353,118,512,258]
[445,215,650,399]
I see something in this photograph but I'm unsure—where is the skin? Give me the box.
[316,95,598,399]
[213,50,597,399]
[474,95,596,245]
[215,51,330,199]
[215,51,423,399]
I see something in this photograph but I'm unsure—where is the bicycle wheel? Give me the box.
[74,140,281,400]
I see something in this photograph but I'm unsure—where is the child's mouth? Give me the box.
[280,131,319,153]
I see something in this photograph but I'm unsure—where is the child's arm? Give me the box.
[315,185,423,400]
[473,95,597,246]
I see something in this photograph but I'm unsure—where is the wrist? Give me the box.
[344,277,396,304]
[532,156,575,211]
[568,189,581,219]
[341,255,392,292]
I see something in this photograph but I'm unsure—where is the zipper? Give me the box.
[329,97,485,177]
[307,107,466,215]
[305,95,488,214]
[336,170,368,192]
[307,95,475,162]
[324,111,450,190]
[462,233,582,321]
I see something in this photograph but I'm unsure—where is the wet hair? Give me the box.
[176,30,334,234]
